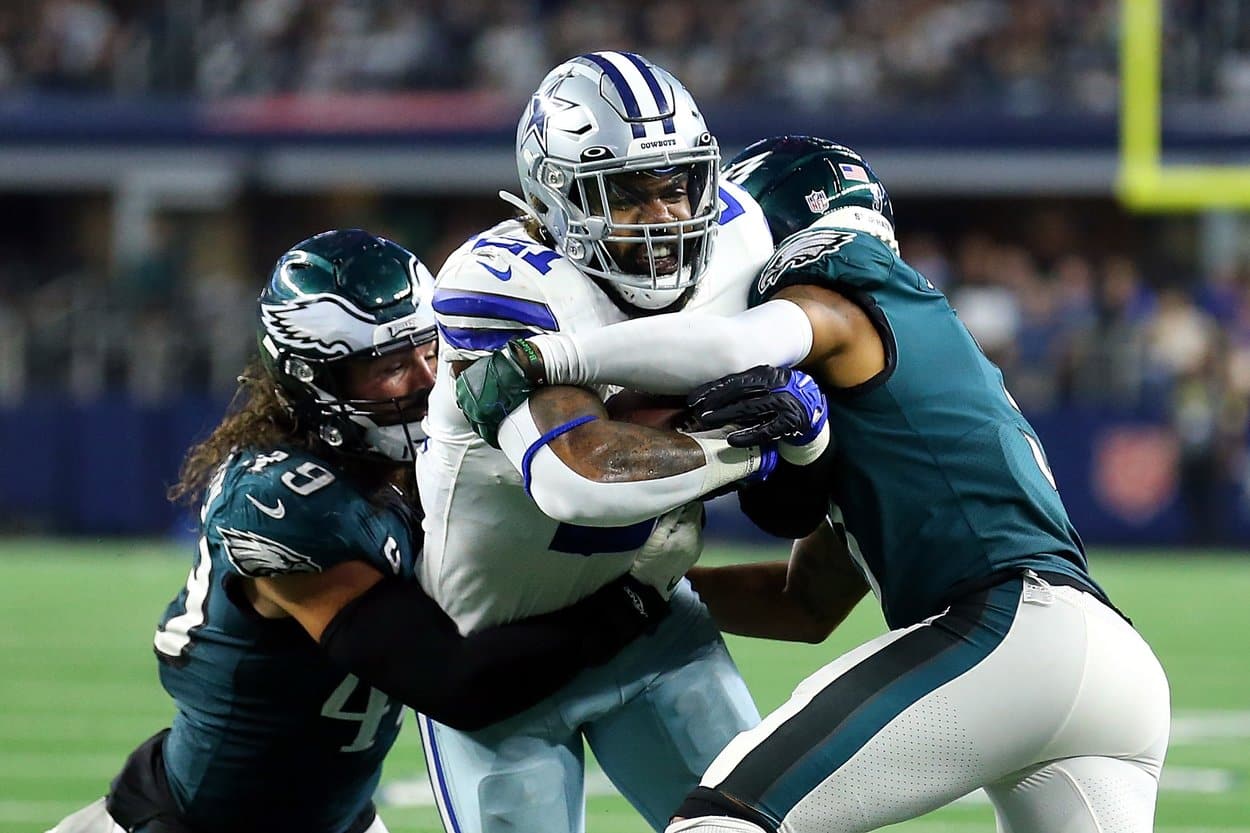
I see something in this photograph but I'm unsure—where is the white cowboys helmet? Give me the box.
[513,51,720,311]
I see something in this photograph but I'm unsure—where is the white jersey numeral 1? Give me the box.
[154,537,212,659]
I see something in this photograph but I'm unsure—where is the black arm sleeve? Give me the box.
[736,447,835,539]
[320,574,667,731]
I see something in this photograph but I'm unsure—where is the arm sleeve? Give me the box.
[320,575,665,731]
[736,448,836,539]
[528,300,814,394]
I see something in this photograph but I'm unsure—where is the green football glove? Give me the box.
[454,341,538,447]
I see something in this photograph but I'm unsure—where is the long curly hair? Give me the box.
[168,354,410,507]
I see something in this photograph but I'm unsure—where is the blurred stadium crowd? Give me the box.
[4,196,1248,478]
[2,0,1250,539]
[2,0,1248,108]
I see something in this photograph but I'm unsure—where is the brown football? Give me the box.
[604,391,691,431]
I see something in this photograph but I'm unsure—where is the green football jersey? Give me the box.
[750,220,1097,628]
[153,446,418,833]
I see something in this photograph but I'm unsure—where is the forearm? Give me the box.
[497,394,772,526]
[320,577,662,731]
[688,520,869,644]
[786,521,870,636]
[686,561,835,644]
[528,300,814,393]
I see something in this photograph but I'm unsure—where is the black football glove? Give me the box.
[687,365,829,451]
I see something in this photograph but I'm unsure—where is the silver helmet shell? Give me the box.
[516,52,720,310]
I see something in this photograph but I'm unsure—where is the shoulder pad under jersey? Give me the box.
[207,448,412,579]
[686,182,775,313]
[433,221,601,361]
[749,212,899,307]
[716,181,772,249]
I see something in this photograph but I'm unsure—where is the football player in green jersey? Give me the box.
[45,229,680,833]
[455,137,1171,833]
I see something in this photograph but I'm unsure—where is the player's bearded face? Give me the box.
[595,169,693,276]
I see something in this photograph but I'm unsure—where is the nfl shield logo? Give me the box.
[805,190,830,214]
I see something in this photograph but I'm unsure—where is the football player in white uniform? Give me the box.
[417,53,829,833]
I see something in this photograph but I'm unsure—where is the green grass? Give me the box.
[2,540,1248,832]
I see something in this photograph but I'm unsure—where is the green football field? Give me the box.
[2,539,1247,833]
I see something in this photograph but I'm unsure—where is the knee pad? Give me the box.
[648,652,757,766]
[478,759,571,833]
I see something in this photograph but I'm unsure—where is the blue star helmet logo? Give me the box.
[523,79,578,155]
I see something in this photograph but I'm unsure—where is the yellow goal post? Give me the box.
[1118,0,1250,211]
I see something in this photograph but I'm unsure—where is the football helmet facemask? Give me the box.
[256,229,437,463]
[514,51,720,311]
[723,135,897,252]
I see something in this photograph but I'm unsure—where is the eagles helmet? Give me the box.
[514,51,720,311]
[257,229,437,463]
[723,135,896,250]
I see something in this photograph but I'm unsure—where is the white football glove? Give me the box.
[629,502,705,600]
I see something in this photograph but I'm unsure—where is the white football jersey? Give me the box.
[418,181,774,633]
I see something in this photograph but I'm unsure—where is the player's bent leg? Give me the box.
[982,585,1169,833]
[586,636,759,830]
[1041,586,1170,774]
[684,579,1036,833]
[985,756,1161,833]
[683,574,1169,833]
[419,712,585,833]
[44,799,125,833]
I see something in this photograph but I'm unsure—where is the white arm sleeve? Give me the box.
[528,299,814,394]
[496,403,770,527]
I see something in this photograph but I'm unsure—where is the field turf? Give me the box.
[1,539,1247,833]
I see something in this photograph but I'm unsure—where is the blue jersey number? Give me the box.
[718,187,745,225]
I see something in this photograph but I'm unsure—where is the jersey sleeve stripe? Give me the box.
[438,325,542,352]
[433,289,558,330]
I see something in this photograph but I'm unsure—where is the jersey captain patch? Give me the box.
[757,228,857,296]
[219,527,323,577]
